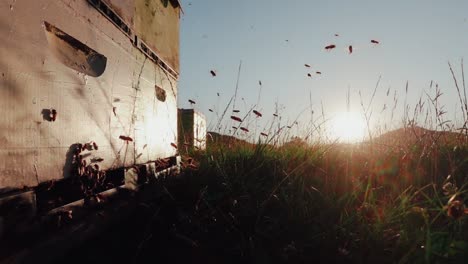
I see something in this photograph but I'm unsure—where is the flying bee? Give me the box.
[119,135,133,142]
[230,116,242,122]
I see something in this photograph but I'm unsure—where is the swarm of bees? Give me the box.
[324,39,380,54]
[73,141,107,205]
[198,34,382,139]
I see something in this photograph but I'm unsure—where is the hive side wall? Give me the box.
[0,0,178,191]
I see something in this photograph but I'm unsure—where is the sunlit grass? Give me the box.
[169,61,468,263]
[175,136,468,263]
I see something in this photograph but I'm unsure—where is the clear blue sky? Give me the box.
[178,0,468,139]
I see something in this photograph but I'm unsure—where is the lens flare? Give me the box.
[331,112,367,142]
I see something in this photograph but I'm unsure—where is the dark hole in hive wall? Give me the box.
[43,21,107,77]
[155,85,166,102]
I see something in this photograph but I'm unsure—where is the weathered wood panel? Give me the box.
[178,109,206,150]
[135,0,180,72]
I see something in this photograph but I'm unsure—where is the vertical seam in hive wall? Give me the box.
[159,66,177,144]
[130,57,147,164]
[109,60,117,160]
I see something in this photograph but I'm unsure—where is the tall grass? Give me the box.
[170,62,468,263]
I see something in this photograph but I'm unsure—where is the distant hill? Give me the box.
[207,127,468,149]
[207,131,255,147]
[372,126,468,146]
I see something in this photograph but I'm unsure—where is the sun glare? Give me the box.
[331,112,367,142]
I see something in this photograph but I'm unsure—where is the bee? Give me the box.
[92,141,98,150]
[259,80,262,85]
[307,73,312,77]
[82,143,91,151]
[188,99,196,104]
[92,158,104,162]
[76,144,83,154]
[260,132,268,137]
[119,135,133,142]
[447,200,466,219]
[334,33,339,37]
[170,143,178,149]
[273,113,278,117]
[112,107,117,116]
[316,71,322,75]
[233,109,240,113]
[253,110,262,117]
[325,44,336,50]
[51,109,57,122]
[371,40,380,44]
[209,109,213,112]
[348,45,353,54]
[230,116,242,122]
[187,163,198,170]
[210,70,216,77]
[304,64,311,68]
[240,127,249,132]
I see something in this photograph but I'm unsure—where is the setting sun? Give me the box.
[331,112,367,142]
